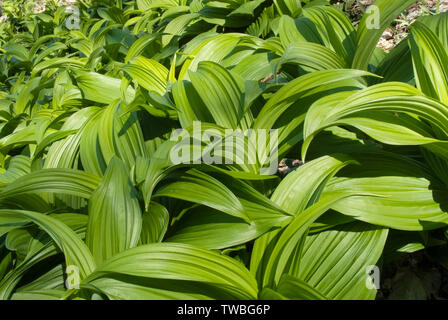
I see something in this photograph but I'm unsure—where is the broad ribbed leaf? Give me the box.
[303,6,356,64]
[251,155,357,281]
[261,192,361,288]
[302,83,448,159]
[0,210,94,279]
[0,156,31,184]
[410,21,448,105]
[271,154,357,215]
[97,101,148,170]
[322,153,448,230]
[0,169,102,200]
[178,34,246,80]
[31,57,85,76]
[189,61,251,130]
[353,0,417,70]
[74,71,135,104]
[154,169,248,221]
[125,34,159,63]
[140,202,169,244]
[86,157,142,264]
[279,42,346,71]
[273,274,328,300]
[122,57,168,95]
[297,222,388,300]
[83,243,258,300]
[254,69,373,131]
[44,107,101,170]
[11,289,66,300]
[15,264,65,293]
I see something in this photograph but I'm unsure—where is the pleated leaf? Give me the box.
[0,210,95,279]
[83,243,258,300]
[153,169,248,222]
[0,169,102,200]
[409,21,448,105]
[353,0,416,70]
[322,154,448,230]
[86,157,142,264]
[297,222,388,300]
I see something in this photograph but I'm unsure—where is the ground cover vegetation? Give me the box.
[0,0,448,300]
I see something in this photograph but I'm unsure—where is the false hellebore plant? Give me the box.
[0,0,448,300]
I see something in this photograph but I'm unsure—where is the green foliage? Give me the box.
[0,0,448,300]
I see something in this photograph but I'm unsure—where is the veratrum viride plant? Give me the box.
[0,0,448,300]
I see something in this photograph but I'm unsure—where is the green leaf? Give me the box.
[188,61,252,130]
[0,156,31,184]
[274,274,328,300]
[162,13,199,47]
[302,82,448,159]
[353,0,417,70]
[323,153,448,231]
[251,155,357,283]
[274,0,302,17]
[279,41,346,71]
[154,169,248,222]
[96,102,149,171]
[0,169,102,200]
[16,264,65,293]
[297,222,388,300]
[122,57,168,95]
[140,202,169,244]
[261,192,360,288]
[11,289,66,300]
[409,21,448,105]
[83,243,258,300]
[254,69,373,131]
[0,210,95,279]
[74,71,135,104]
[125,34,159,63]
[86,157,142,264]
[31,57,85,76]
[33,130,78,160]
[303,6,356,64]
